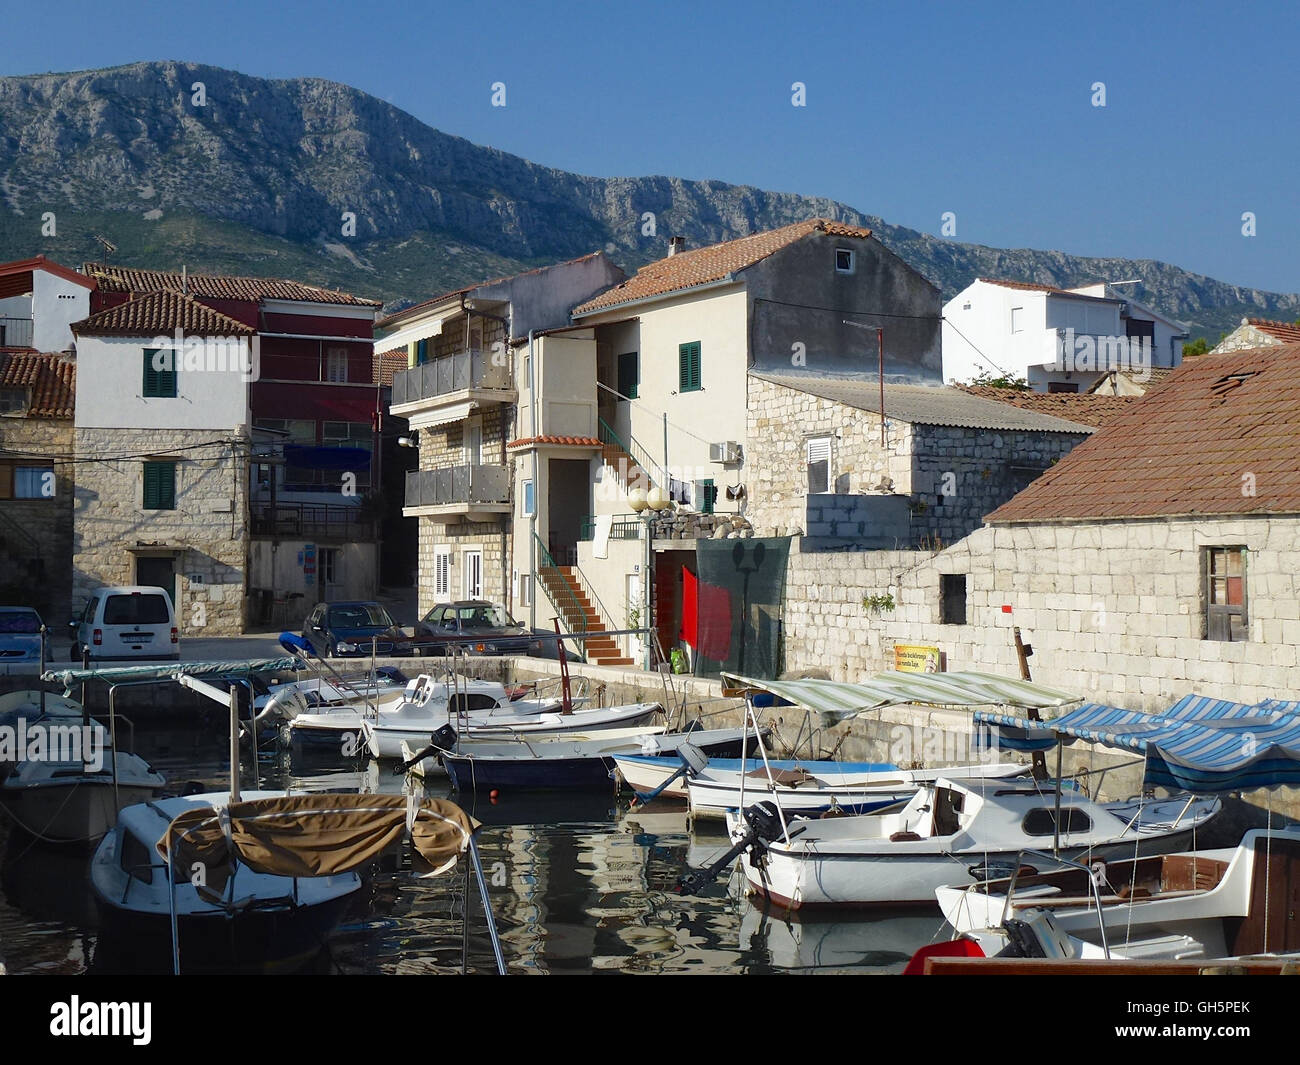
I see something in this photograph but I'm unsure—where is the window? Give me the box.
[519,573,533,608]
[142,461,177,510]
[940,574,967,625]
[669,477,691,506]
[1010,307,1024,334]
[1023,808,1093,836]
[835,248,855,274]
[142,348,177,398]
[320,548,339,585]
[434,549,451,599]
[0,463,54,500]
[0,388,27,413]
[806,436,831,494]
[1047,382,1080,393]
[678,342,701,393]
[1206,546,1248,642]
[697,479,718,514]
[617,352,639,400]
[521,479,535,517]
[326,348,349,383]
[104,594,171,625]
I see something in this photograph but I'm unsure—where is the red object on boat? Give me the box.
[902,938,986,975]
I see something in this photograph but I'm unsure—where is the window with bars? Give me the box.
[806,436,832,494]
[678,342,701,393]
[142,349,177,398]
[1205,546,1248,641]
[143,461,177,510]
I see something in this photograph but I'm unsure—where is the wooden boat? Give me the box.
[612,754,897,801]
[727,778,1221,908]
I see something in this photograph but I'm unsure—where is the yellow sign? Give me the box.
[894,644,943,673]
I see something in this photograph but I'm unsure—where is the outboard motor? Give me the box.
[393,724,458,775]
[676,801,787,895]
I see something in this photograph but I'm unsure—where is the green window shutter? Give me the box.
[678,342,701,392]
[143,349,177,398]
[618,352,639,400]
[143,461,176,510]
[699,479,716,514]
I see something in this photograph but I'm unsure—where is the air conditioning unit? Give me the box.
[709,441,742,464]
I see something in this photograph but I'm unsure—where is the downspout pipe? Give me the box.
[528,329,537,631]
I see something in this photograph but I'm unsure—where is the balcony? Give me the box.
[251,500,378,541]
[389,349,515,430]
[404,464,512,521]
[0,318,33,349]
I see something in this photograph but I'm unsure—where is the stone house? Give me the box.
[779,344,1300,711]
[1209,317,1300,355]
[70,291,256,635]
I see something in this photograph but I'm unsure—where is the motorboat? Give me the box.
[930,826,1300,963]
[723,777,1221,908]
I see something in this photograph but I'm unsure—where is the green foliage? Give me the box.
[862,592,895,612]
[969,369,1030,391]
[1182,337,1211,357]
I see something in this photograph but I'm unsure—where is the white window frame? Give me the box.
[464,416,484,466]
[433,548,451,600]
[463,549,483,599]
[326,347,349,383]
[806,436,832,494]
[834,248,855,274]
[519,573,533,608]
[521,478,535,517]
[1010,306,1024,334]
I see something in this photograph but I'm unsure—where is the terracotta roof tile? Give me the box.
[957,385,1136,428]
[506,435,602,449]
[0,351,75,418]
[1245,318,1300,344]
[986,344,1300,523]
[83,262,381,307]
[573,219,873,315]
[373,348,409,387]
[72,290,255,337]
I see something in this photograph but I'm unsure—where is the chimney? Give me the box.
[668,236,685,256]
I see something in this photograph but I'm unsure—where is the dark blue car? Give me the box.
[302,601,414,658]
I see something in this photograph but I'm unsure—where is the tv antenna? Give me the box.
[93,234,118,259]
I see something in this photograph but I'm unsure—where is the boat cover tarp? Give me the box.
[974,699,1300,792]
[43,657,304,688]
[157,794,476,899]
[724,670,1081,727]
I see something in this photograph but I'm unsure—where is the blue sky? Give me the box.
[6,0,1298,292]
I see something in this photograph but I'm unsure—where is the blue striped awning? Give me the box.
[974,695,1300,792]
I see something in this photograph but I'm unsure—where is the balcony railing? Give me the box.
[577,514,644,542]
[251,501,377,540]
[405,464,511,508]
[391,349,512,407]
[0,318,33,349]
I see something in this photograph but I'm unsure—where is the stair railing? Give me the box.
[598,417,668,490]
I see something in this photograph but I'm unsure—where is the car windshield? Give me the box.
[329,604,394,629]
[0,611,40,634]
[103,595,171,625]
[457,605,514,629]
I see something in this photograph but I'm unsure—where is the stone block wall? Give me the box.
[0,416,74,622]
[72,428,249,635]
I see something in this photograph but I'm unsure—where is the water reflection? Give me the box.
[0,720,940,975]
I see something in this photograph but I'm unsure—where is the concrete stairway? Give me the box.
[537,565,633,667]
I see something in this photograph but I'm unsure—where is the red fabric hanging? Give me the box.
[679,566,698,645]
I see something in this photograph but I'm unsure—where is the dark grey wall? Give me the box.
[743,232,942,384]
[475,253,627,339]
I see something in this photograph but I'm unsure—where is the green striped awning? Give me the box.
[723,670,1081,725]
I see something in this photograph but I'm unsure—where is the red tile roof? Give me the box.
[573,219,874,315]
[986,344,1300,523]
[72,290,255,337]
[957,384,1136,428]
[506,435,602,449]
[1245,318,1300,344]
[83,262,381,307]
[0,351,75,418]
[373,348,409,387]
[0,255,95,301]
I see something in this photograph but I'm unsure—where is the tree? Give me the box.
[1182,337,1211,357]
[968,369,1029,390]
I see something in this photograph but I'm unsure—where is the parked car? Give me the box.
[412,601,535,656]
[69,586,179,662]
[301,601,413,658]
[0,606,46,675]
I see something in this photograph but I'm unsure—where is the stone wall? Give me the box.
[0,415,74,621]
[73,428,249,634]
[779,516,1300,712]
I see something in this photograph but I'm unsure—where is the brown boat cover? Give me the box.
[156,794,477,898]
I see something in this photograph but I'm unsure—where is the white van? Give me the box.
[70,586,179,662]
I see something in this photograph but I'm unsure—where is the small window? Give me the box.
[1047,382,1079,394]
[143,461,177,511]
[326,348,349,383]
[678,342,701,393]
[1206,546,1248,642]
[697,479,717,514]
[940,574,967,625]
[835,248,855,274]
[433,549,451,599]
[142,349,177,398]
[0,388,28,413]
[521,479,535,517]
[806,436,831,494]
[1010,307,1024,334]
[617,352,639,400]
[519,574,533,608]
[1023,808,1093,836]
